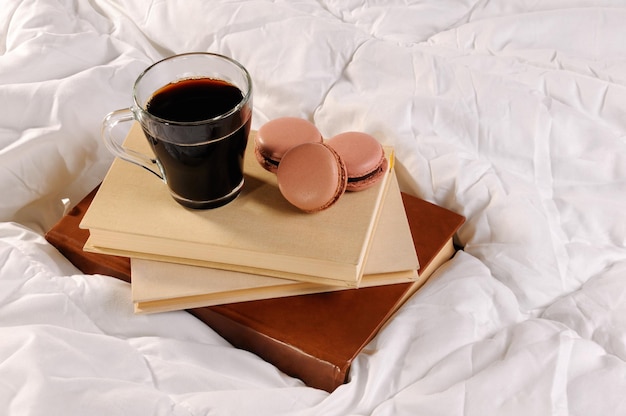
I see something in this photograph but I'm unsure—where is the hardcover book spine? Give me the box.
[188,307,347,392]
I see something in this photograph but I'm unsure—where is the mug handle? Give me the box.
[101,108,165,180]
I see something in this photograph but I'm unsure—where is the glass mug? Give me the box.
[102,52,253,209]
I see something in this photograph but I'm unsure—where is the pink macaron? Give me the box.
[255,117,323,173]
[276,142,348,213]
[326,131,388,191]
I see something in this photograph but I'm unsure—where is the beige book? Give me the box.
[132,172,418,313]
[81,123,401,287]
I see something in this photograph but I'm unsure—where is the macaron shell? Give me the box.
[326,131,387,191]
[277,143,347,213]
[255,117,322,171]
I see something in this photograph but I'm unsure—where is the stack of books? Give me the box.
[46,123,465,392]
[80,123,420,308]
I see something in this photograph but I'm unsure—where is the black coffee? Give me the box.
[143,77,251,209]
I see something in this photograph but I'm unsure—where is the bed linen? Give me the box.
[1,1,626,414]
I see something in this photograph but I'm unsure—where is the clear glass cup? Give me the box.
[102,52,253,209]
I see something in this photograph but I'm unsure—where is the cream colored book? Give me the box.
[132,171,419,313]
[81,123,397,287]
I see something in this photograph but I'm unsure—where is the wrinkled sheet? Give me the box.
[1,1,626,414]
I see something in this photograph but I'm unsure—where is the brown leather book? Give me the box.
[45,188,464,392]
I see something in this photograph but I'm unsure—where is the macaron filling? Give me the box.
[255,146,281,167]
[346,157,388,184]
[326,131,387,191]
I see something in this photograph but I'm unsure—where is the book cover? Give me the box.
[46,187,464,392]
[132,171,419,313]
[80,123,394,287]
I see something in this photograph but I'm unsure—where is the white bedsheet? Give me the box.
[1,1,625,414]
